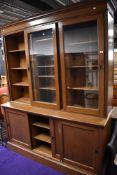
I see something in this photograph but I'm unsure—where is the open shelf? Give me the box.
[34,133,51,144]
[12,82,29,86]
[29,114,52,155]
[10,67,27,70]
[8,49,25,53]
[33,145,52,156]
[32,122,50,130]
[13,97,30,104]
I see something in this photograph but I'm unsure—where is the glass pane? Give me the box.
[63,21,99,109]
[29,28,56,103]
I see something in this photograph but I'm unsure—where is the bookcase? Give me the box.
[5,31,30,104]
[1,0,115,175]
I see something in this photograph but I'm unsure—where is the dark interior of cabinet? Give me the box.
[5,32,25,51]
[29,114,52,156]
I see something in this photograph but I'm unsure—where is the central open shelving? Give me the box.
[29,114,52,156]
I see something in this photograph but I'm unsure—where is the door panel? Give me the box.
[25,24,60,109]
[6,109,31,148]
[54,120,100,172]
[59,14,104,116]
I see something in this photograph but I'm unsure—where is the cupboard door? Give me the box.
[59,14,104,116]
[6,109,31,148]
[58,121,99,173]
[25,24,60,109]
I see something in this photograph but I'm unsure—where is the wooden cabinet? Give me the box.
[5,109,31,148]
[1,1,115,175]
[4,11,113,116]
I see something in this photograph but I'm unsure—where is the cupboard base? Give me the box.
[7,141,97,175]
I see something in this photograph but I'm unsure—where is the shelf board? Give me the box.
[38,75,55,78]
[12,82,29,86]
[13,97,30,104]
[35,38,52,42]
[8,49,25,53]
[68,40,97,46]
[33,145,52,156]
[67,86,98,91]
[33,122,50,129]
[67,65,98,68]
[34,133,51,144]
[10,67,27,70]
[39,87,56,91]
[37,65,54,68]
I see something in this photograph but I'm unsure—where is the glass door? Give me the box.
[25,24,60,109]
[60,15,104,116]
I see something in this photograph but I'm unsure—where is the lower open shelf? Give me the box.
[33,145,52,156]
[34,133,51,144]
[13,97,30,104]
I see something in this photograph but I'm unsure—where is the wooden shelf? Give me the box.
[39,87,55,91]
[33,122,50,129]
[68,40,97,46]
[12,82,29,86]
[13,97,30,104]
[67,86,98,91]
[34,133,51,144]
[10,67,27,70]
[38,75,55,78]
[67,65,98,68]
[33,145,52,156]
[37,65,54,68]
[8,49,25,53]
[35,38,52,42]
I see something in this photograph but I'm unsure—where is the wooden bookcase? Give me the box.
[5,31,30,104]
[1,1,115,175]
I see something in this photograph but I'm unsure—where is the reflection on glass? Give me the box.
[29,28,56,103]
[64,21,99,109]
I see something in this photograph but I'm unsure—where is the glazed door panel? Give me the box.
[25,24,60,109]
[6,109,31,148]
[59,14,104,116]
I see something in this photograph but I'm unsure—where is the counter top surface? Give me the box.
[2,102,111,128]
